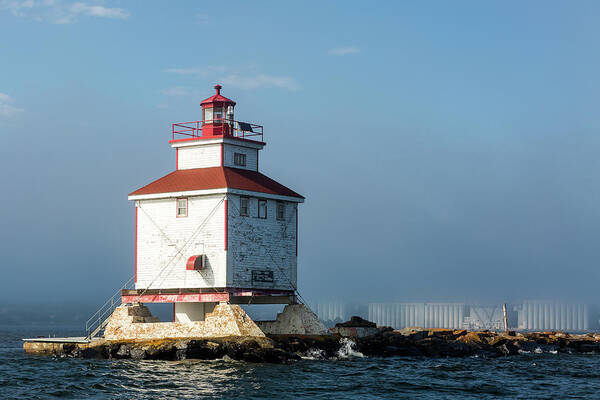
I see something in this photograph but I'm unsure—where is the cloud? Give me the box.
[0,0,129,24]
[160,86,187,96]
[0,93,24,117]
[165,66,299,91]
[328,46,360,56]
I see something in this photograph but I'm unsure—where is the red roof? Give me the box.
[200,84,236,106]
[129,167,304,199]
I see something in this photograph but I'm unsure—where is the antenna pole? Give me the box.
[503,303,509,334]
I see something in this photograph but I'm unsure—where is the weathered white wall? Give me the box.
[223,143,258,171]
[177,143,221,170]
[227,194,297,290]
[136,194,227,289]
[176,142,259,171]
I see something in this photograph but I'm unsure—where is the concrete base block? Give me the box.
[256,304,330,335]
[104,303,265,340]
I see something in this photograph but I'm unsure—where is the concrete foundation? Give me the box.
[256,304,330,335]
[104,303,264,340]
[101,302,328,341]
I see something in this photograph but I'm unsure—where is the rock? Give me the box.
[129,347,146,360]
[497,342,520,356]
[335,316,376,328]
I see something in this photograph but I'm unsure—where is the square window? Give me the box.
[240,197,249,216]
[177,198,188,217]
[276,201,285,220]
[258,199,267,219]
[234,152,247,166]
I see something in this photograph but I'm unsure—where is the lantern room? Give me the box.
[200,84,236,137]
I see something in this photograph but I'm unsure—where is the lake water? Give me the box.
[3,325,600,399]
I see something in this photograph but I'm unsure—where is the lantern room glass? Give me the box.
[203,107,226,124]
[203,107,213,123]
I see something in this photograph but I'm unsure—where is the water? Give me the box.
[3,325,600,399]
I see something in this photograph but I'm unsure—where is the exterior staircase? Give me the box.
[85,276,134,340]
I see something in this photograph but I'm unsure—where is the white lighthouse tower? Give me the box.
[125,85,304,323]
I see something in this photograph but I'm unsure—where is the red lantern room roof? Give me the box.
[200,84,236,106]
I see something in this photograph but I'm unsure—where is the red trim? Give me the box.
[173,303,176,322]
[123,292,230,304]
[295,207,298,256]
[224,199,228,250]
[122,287,293,304]
[176,148,179,170]
[135,206,138,283]
[220,143,224,166]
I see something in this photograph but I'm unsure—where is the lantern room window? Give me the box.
[258,199,267,219]
[203,108,213,123]
[213,107,224,122]
[240,197,249,216]
[177,198,188,217]
[276,201,285,220]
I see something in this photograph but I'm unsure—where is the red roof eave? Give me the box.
[129,167,304,199]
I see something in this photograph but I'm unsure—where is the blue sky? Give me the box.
[1,1,600,306]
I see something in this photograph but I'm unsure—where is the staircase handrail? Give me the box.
[85,276,134,339]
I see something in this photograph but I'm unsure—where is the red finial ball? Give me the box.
[214,84,222,94]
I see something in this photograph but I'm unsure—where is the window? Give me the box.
[203,107,213,123]
[240,197,249,216]
[276,201,285,220]
[258,199,267,219]
[177,198,188,217]
[213,107,224,122]
[234,152,247,166]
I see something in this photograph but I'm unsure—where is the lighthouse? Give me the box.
[125,85,305,323]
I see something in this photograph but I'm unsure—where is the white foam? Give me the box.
[336,338,364,359]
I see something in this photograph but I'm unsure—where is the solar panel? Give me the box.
[237,122,254,132]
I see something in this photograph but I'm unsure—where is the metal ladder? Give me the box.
[85,276,134,340]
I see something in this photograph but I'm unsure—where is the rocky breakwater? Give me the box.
[24,336,304,363]
[24,315,600,363]
[355,328,600,357]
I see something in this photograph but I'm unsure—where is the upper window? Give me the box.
[177,198,188,217]
[234,152,247,166]
[240,197,249,216]
[258,199,267,219]
[276,201,285,220]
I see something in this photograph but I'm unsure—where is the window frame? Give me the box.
[240,196,249,217]
[234,152,247,167]
[176,198,188,218]
[258,199,267,219]
[276,201,285,220]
